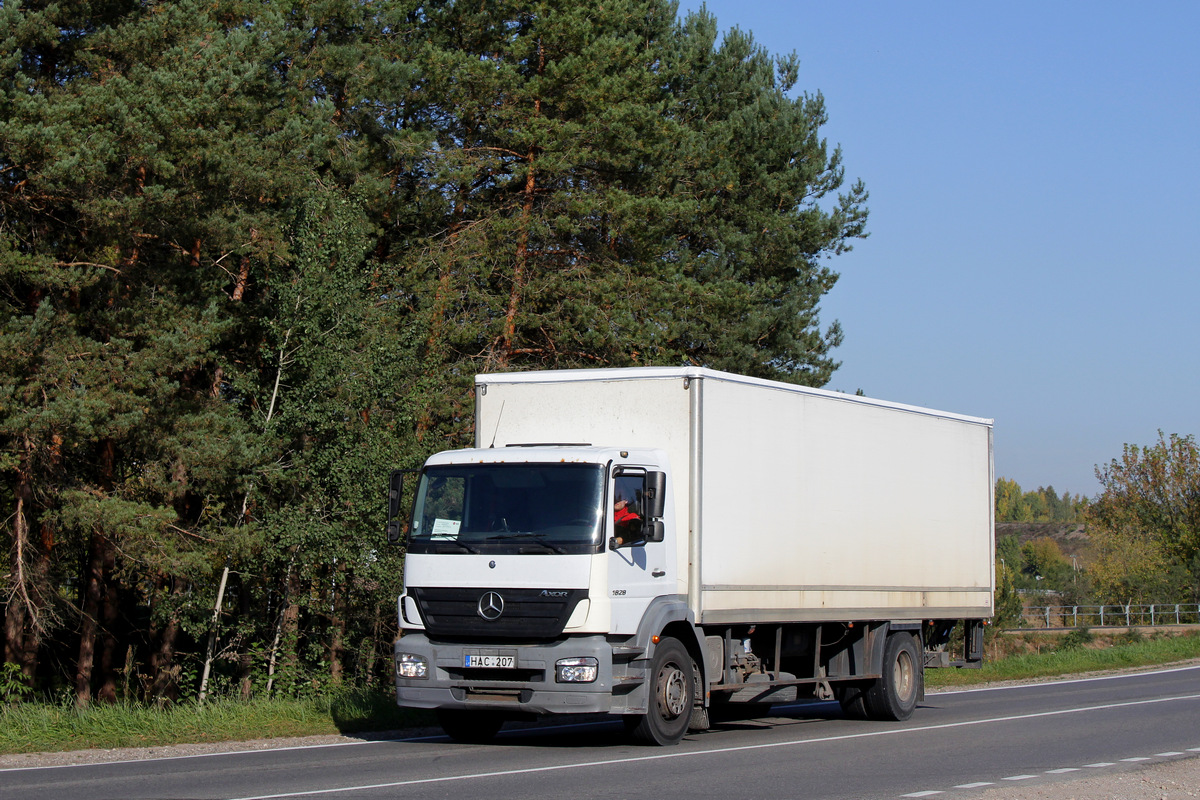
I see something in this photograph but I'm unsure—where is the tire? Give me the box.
[863,631,921,721]
[629,637,694,745]
[437,709,505,743]
[835,683,870,720]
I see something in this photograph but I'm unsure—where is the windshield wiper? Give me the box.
[435,539,480,554]
[485,532,568,554]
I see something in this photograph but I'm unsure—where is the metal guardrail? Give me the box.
[1021,603,1200,629]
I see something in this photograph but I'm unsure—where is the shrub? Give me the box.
[1059,627,1095,650]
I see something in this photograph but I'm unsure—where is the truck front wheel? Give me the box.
[629,637,694,745]
[437,709,505,743]
[863,631,921,721]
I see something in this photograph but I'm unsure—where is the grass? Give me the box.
[925,628,1200,688]
[0,689,435,756]
[5,631,1199,755]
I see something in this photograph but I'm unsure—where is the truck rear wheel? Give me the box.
[863,631,921,721]
[437,709,505,743]
[835,683,870,720]
[629,637,693,745]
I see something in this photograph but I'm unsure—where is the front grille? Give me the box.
[445,667,544,683]
[411,587,587,640]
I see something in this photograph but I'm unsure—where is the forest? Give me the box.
[1,0,868,705]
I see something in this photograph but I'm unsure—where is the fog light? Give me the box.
[396,652,428,679]
[556,657,598,683]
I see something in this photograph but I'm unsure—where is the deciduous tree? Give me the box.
[1087,432,1200,604]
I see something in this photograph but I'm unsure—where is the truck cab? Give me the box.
[392,445,701,744]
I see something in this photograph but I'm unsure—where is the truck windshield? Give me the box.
[408,463,604,555]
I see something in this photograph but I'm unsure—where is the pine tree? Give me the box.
[395,0,868,449]
[659,9,868,383]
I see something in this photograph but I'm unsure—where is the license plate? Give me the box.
[464,654,515,668]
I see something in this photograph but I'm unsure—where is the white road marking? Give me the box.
[1002,774,1037,780]
[953,782,995,789]
[1085,762,1116,767]
[1045,768,1080,773]
[1156,751,1185,756]
[901,792,943,797]
[224,691,1200,800]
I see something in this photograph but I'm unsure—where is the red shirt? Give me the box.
[614,506,639,524]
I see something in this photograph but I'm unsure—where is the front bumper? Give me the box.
[393,633,617,715]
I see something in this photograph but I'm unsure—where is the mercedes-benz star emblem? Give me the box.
[477,591,504,621]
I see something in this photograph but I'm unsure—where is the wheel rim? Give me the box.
[893,648,915,701]
[656,661,688,720]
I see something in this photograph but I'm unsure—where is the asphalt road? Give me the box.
[4,665,1200,800]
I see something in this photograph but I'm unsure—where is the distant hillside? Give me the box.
[995,521,1093,565]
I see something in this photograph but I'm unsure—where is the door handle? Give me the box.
[652,569,666,577]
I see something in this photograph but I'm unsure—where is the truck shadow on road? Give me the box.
[410,700,867,749]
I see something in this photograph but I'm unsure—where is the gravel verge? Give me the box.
[961,757,1200,800]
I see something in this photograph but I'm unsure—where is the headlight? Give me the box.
[555,657,598,683]
[396,652,428,679]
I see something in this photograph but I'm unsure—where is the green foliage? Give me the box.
[992,558,1024,630]
[0,662,32,703]
[996,534,1022,572]
[1020,537,1072,584]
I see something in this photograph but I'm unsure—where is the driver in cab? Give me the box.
[612,493,642,547]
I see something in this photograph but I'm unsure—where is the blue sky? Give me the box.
[676,1,1200,497]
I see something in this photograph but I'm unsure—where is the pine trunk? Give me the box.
[74,530,108,708]
[497,37,544,368]
[95,538,121,703]
[268,557,303,694]
[148,577,186,703]
[234,573,255,700]
[5,443,47,685]
[4,491,34,680]
[328,568,347,686]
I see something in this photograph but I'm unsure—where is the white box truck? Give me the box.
[388,367,994,745]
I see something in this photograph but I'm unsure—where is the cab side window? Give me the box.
[612,473,646,545]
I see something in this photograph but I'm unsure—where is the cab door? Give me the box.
[607,465,674,634]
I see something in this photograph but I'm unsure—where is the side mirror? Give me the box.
[386,469,417,545]
[643,520,665,543]
[645,472,667,518]
[387,470,404,520]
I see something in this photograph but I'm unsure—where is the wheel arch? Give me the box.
[634,596,709,696]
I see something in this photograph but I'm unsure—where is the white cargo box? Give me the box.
[475,367,994,624]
